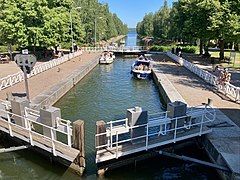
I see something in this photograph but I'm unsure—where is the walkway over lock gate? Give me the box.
[0,99,79,162]
[95,104,216,163]
[81,46,147,53]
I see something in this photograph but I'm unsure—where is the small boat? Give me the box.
[131,55,153,79]
[99,52,115,64]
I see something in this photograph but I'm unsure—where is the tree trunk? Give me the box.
[219,39,224,60]
[199,39,203,55]
[8,44,13,60]
[231,42,235,50]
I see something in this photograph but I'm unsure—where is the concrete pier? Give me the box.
[152,54,240,179]
[31,56,99,109]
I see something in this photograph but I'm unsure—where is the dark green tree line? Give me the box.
[0,0,128,50]
[137,0,240,60]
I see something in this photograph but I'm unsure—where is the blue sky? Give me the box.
[99,0,175,28]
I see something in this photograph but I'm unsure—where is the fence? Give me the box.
[81,46,146,52]
[166,52,240,103]
[95,105,215,160]
[0,51,83,91]
[0,102,72,157]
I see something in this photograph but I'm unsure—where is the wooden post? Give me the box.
[96,120,106,149]
[69,120,85,176]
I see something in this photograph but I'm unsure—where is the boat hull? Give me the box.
[131,70,152,79]
[99,58,114,64]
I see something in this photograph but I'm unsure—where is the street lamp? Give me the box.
[70,6,81,52]
[94,16,103,47]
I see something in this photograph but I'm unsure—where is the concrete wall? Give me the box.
[31,56,99,109]
[152,65,240,180]
[152,67,186,105]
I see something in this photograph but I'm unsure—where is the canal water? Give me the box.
[0,30,218,179]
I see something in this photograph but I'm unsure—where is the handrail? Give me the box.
[96,112,213,149]
[81,46,147,52]
[0,51,82,91]
[166,52,240,103]
[95,106,215,153]
[0,108,72,148]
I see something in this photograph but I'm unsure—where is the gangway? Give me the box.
[95,105,216,163]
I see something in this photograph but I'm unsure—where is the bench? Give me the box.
[0,57,10,64]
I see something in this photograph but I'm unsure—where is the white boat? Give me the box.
[99,52,115,64]
[131,55,153,79]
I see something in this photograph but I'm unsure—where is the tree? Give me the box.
[152,0,170,40]
[208,0,240,59]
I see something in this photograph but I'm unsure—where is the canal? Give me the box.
[0,30,218,179]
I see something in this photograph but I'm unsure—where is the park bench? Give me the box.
[0,55,10,64]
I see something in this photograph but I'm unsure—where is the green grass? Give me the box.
[209,51,240,69]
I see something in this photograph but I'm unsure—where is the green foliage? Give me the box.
[181,46,197,53]
[137,0,170,39]
[0,0,127,50]
[149,45,172,52]
[149,45,197,53]
[137,0,240,59]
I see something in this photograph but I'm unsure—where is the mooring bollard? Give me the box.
[207,98,213,106]
[11,97,29,127]
[70,120,85,176]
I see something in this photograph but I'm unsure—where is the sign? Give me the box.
[14,54,37,101]
[22,49,28,54]
[14,54,37,74]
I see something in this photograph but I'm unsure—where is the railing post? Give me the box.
[116,131,118,159]
[67,120,71,147]
[236,88,240,102]
[26,118,34,146]
[51,128,56,156]
[7,111,13,137]
[200,114,204,136]
[146,123,148,150]
[174,118,177,143]
[110,121,113,148]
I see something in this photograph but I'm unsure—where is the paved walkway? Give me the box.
[182,53,240,87]
[0,52,100,100]
[153,54,240,127]
[0,61,44,79]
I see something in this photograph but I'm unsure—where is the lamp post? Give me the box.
[70,6,81,52]
[94,16,103,47]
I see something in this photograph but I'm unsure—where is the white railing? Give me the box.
[0,103,72,156]
[166,52,240,103]
[95,105,215,159]
[81,46,146,52]
[0,51,83,91]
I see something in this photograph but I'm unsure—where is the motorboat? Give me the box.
[131,55,153,79]
[99,51,115,64]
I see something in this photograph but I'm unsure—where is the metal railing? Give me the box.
[81,46,147,52]
[166,52,240,103]
[0,103,72,156]
[0,51,83,91]
[95,105,215,159]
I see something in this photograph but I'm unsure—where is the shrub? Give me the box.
[181,46,197,53]
[149,45,172,52]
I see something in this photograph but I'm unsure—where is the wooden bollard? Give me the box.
[70,120,85,176]
[96,120,106,149]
